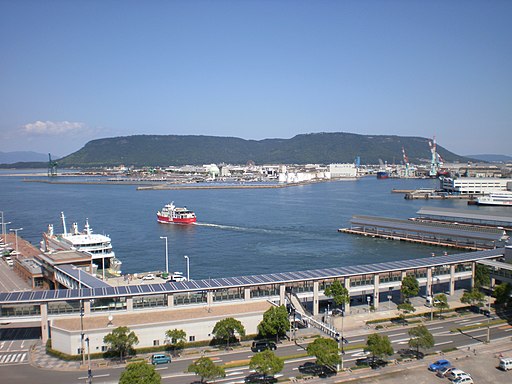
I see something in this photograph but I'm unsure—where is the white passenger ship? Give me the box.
[477,191,512,206]
[41,212,122,276]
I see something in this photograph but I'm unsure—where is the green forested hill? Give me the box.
[55,132,469,167]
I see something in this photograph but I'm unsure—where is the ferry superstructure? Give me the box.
[41,212,122,277]
[477,191,512,206]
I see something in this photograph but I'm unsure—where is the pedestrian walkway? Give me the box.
[30,342,81,371]
[0,352,28,364]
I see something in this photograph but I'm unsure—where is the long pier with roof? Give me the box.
[415,207,512,229]
[340,214,509,250]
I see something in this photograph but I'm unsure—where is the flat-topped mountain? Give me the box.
[56,132,469,167]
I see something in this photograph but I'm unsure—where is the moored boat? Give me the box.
[477,191,512,206]
[376,171,389,179]
[41,212,122,276]
[157,202,197,224]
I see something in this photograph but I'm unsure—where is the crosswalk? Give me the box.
[0,352,27,365]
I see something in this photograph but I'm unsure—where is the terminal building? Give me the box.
[440,177,512,195]
[0,247,508,356]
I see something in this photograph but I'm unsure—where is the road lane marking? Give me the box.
[434,341,453,346]
[388,332,406,337]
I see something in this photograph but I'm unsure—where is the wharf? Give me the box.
[339,227,484,251]
[340,214,507,251]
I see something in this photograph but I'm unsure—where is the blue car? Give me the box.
[428,359,451,371]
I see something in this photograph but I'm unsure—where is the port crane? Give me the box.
[402,146,411,177]
[47,153,58,177]
[428,137,443,177]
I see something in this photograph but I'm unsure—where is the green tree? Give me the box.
[493,282,512,307]
[460,289,485,307]
[257,305,290,343]
[306,337,340,367]
[408,325,434,356]
[212,317,246,349]
[119,361,161,384]
[434,293,449,316]
[165,329,187,356]
[365,333,393,359]
[474,264,490,289]
[249,350,284,376]
[187,356,226,383]
[324,280,350,309]
[103,326,139,361]
[401,275,419,302]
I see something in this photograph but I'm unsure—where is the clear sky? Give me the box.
[1,0,511,157]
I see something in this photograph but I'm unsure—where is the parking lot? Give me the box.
[337,339,512,384]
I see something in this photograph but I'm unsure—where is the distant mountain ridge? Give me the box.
[465,154,512,163]
[0,151,49,164]
[54,132,471,167]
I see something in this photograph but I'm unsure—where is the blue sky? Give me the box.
[1,0,511,157]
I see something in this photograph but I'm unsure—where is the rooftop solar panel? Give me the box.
[31,291,44,300]
[117,286,128,295]
[0,248,504,305]
[139,285,151,293]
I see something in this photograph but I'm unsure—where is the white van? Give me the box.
[4,256,13,267]
[425,296,441,307]
[499,357,512,371]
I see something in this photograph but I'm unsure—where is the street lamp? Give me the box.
[184,255,190,281]
[159,236,169,274]
[9,227,23,256]
[85,336,92,384]
[367,296,371,312]
[486,296,491,343]
[387,294,392,311]
[0,211,9,243]
[73,266,85,366]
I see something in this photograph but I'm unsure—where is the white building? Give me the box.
[328,163,357,178]
[50,300,272,356]
[440,177,512,194]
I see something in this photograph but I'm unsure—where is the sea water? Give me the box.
[0,172,492,279]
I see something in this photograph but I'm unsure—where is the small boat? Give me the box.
[157,202,197,224]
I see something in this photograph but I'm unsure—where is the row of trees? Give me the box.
[103,306,289,363]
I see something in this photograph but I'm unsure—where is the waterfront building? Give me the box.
[440,177,512,195]
[328,163,357,178]
[0,248,504,356]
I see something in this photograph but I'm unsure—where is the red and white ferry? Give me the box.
[157,202,197,224]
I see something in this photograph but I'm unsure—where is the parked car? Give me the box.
[142,273,155,280]
[428,359,451,371]
[452,375,474,384]
[251,340,277,352]
[356,357,388,369]
[298,362,336,377]
[399,349,424,360]
[498,357,512,371]
[447,369,470,381]
[151,353,171,365]
[298,362,324,375]
[318,365,337,378]
[437,366,458,378]
[244,373,277,383]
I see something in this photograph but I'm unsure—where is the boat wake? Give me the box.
[194,222,326,240]
[194,222,274,234]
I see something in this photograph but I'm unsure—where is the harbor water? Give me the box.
[0,172,502,280]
